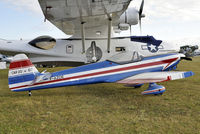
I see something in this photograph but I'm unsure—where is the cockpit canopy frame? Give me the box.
[107,51,143,64]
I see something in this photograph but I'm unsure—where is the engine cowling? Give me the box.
[119,7,139,31]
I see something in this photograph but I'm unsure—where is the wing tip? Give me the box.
[183,71,194,78]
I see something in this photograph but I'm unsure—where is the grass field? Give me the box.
[0,57,200,134]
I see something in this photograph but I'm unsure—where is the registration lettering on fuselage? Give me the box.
[50,75,64,81]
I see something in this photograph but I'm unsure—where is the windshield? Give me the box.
[107,51,143,64]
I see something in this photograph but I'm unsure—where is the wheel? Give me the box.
[28,91,32,96]
[154,93,163,96]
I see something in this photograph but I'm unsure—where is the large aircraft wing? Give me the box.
[117,71,194,84]
[38,0,132,37]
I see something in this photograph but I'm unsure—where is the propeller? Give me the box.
[138,0,145,34]
[181,57,192,61]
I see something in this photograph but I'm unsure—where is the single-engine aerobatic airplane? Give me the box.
[8,52,194,96]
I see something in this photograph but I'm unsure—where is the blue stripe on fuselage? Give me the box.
[51,61,119,77]
[8,73,35,84]
[142,53,178,61]
[51,53,177,77]
[163,60,180,71]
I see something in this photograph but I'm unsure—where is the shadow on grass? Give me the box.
[1,84,150,99]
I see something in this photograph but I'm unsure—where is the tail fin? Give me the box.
[8,54,39,91]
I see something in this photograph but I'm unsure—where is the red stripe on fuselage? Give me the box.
[9,59,33,69]
[10,57,178,90]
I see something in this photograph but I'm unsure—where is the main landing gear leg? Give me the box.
[28,91,32,96]
[107,18,112,53]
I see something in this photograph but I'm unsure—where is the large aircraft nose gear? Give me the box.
[142,83,165,95]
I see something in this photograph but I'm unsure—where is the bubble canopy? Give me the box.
[107,51,143,64]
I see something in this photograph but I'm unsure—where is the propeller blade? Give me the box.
[139,0,144,34]
[139,0,144,16]
[139,17,142,34]
[181,57,193,61]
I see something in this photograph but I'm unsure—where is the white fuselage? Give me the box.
[0,37,179,66]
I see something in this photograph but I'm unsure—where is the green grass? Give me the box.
[0,57,200,134]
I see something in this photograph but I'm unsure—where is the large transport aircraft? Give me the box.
[1,0,197,66]
[0,0,181,66]
[8,53,194,96]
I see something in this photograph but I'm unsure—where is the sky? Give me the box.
[0,0,200,40]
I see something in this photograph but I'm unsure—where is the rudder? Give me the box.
[8,54,39,91]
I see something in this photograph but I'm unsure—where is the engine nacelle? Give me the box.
[119,7,139,29]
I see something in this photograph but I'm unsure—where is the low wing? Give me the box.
[38,0,131,37]
[117,71,194,84]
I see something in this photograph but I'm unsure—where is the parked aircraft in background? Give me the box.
[8,53,194,96]
[0,54,13,63]
[193,50,200,56]
[171,37,200,58]
[180,45,198,58]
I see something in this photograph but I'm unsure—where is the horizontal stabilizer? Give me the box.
[131,36,162,46]
[117,71,194,84]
